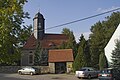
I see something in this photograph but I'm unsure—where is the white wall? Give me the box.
[104,24,120,63]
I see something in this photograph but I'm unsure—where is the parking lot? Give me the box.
[0,73,98,80]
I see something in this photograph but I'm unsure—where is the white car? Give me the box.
[18,67,40,75]
[75,67,98,79]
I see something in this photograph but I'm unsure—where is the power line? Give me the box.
[45,7,120,30]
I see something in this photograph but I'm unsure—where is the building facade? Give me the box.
[21,12,74,73]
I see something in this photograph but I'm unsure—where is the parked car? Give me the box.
[18,67,40,75]
[98,68,120,80]
[75,67,98,79]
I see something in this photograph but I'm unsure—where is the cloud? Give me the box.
[75,31,91,42]
[97,6,120,13]
[83,32,91,40]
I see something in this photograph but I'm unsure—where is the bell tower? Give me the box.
[33,12,45,40]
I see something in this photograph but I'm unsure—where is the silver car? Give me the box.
[75,67,98,79]
[18,67,40,75]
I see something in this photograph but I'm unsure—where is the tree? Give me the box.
[60,28,77,58]
[34,41,48,66]
[0,0,30,65]
[73,34,91,71]
[99,52,108,70]
[111,40,120,68]
[18,25,32,45]
[89,21,106,68]
[34,42,43,66]
[89,12,120,69]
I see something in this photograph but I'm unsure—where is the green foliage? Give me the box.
[34,42,48,66]
[19,25,32,44]
[61,28,76,48]
[73,34,91,71]
[111,40,120,68]
[0,0,30,65]
[34,42,43,65]
[99,52,108,70]
[60,28,77,58]
[73,47,84,71]
[89,12,120,69]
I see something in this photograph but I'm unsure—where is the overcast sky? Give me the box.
[23,0,120,42]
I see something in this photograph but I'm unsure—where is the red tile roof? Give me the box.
[48,49,74,62]
[23,34,36,49]
[23,33,68,49]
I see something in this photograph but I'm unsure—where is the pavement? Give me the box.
[0,73,99,80]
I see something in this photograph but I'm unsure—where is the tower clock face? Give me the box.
[38,22,41,29]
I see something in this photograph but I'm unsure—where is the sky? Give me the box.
[23,0,120,42]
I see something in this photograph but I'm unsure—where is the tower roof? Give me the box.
[34,12,44,19]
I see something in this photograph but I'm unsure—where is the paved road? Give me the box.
[0,73,99,80]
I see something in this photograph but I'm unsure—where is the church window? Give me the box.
[29,55,33,64]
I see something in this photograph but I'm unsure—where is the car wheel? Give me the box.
[88,75,91,79]
[113,77,115,80]
[77,77,81,79]
[19,71,22,75]
[30,72,33,75]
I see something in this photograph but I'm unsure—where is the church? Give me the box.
[21,12,74,73]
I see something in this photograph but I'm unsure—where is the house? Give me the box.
[104,24,120,64]
[21,11,74,73]
[49,49,74,73]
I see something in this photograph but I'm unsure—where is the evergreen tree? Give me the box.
[34,42,43,66]
[84,40,91,66]
[111,40,120,68]
[60,28,77,58]
[73,34,91,71]
[99,52,108,70]
[34,41,48,66]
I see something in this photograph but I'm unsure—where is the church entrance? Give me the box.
[55,62,66,74]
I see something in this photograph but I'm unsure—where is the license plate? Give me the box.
[102,74,107,76]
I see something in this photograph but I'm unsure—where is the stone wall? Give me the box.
[49,63,55,73]
[40,66,50,73]
[0,62,73,73]
[0,66,50,73]
[66,62,73,73]
[0,66,20,73]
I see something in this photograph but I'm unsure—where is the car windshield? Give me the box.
[79,69,86,71]
[100,70,111,74]
[32,67,38,69]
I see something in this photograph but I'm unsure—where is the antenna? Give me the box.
[38,8,40,12]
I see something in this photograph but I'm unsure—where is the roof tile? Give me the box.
[48,49,74,62]
[23,33,68,49]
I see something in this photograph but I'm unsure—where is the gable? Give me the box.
[104,24,120,63]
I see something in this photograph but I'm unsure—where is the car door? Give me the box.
[87,69,93,77]
[89,68,96,77]
[24,68,30,74]
[22,68,27,74]
[26,68,31,74]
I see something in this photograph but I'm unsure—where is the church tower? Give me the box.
[33,12,45,40]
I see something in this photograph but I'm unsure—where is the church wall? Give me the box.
[21,50,35,66]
